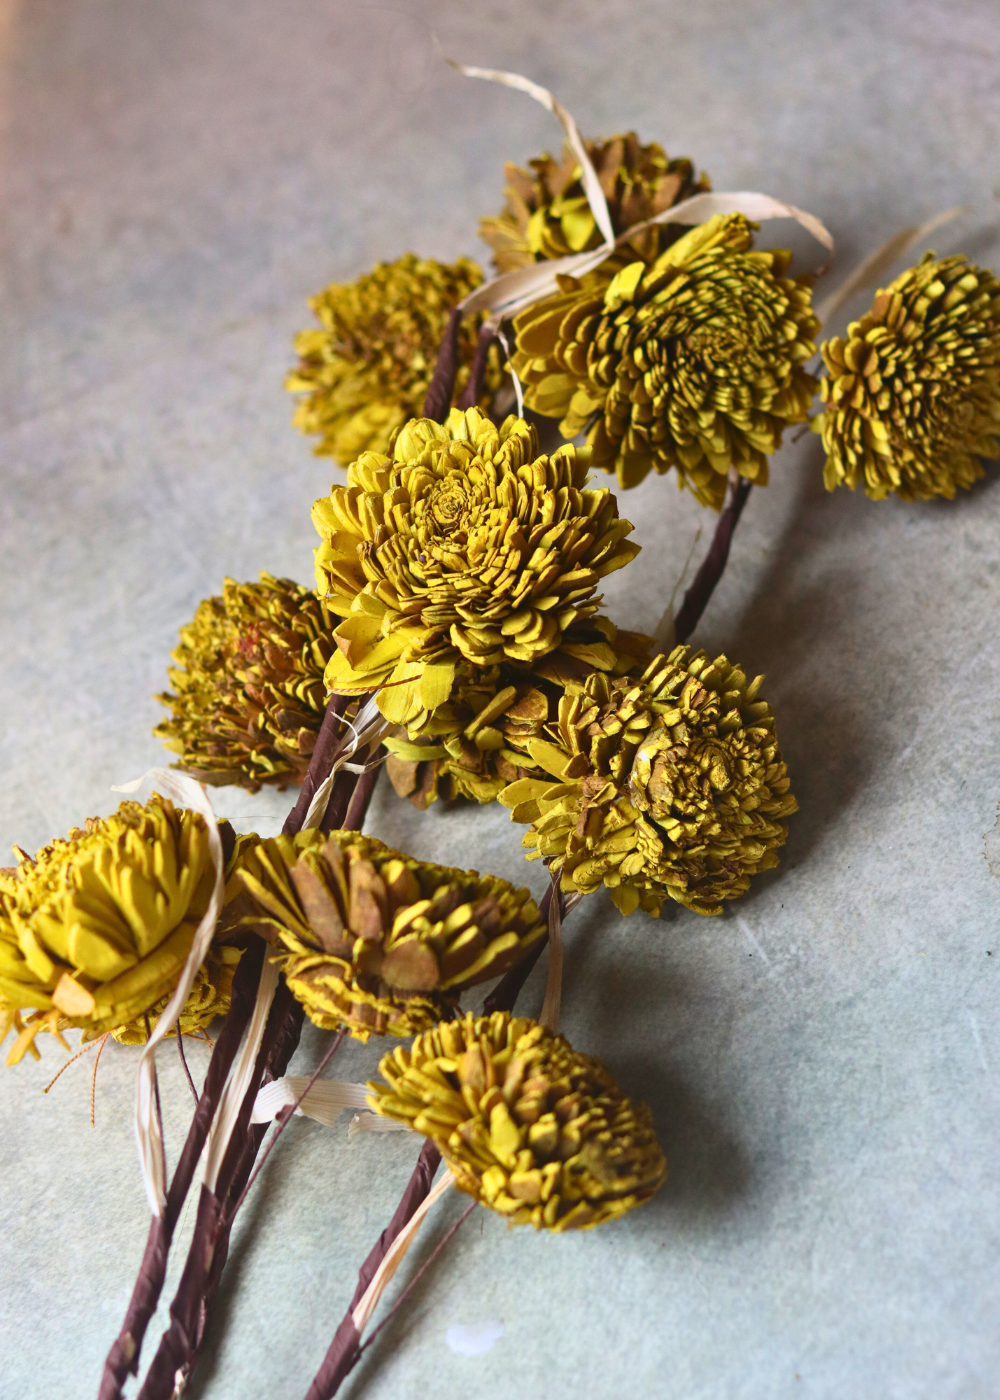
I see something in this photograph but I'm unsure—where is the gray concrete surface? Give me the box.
[2,2,999,1397]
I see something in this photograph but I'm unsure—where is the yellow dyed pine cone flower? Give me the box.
[499,646,796,916]
[0,796,236,1065]
[511,213,819,508]
[286,253,505,462]
[155,574,335,793]
[384,616,651,810]
[313,407,640,727]
[369,1011,666,1230]
[224,830,546,1041]
[814,253,1000,501]
[479,132,710,273]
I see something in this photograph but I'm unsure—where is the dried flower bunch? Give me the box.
[0,796,233,1064]
[287,253,505,461]
[224,829,546,1039]
[499,646,795,915]
[156,573,335,791]
[314,406,640,725]
[384,614,651,809]
[511,214,819,505]
[479,131,710,272]
[815,253,1000,500]
[369,1011,666,1229]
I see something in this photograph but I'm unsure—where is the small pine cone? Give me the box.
[156,573,335,793]
[369,1011,666,1231]
[499,646,796,916]
[286,253,505,462]
[479,132,710,273]
[314,408,640,728]
[815,252,1000,501]
[223,830,546,1041]
[511,213,818,507]
[0,797,233,1064]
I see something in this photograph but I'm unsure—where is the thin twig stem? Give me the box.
[673,474,753,644]
[458,322,495,410]
[176,1030,198,1106]
[229,1029,345,1219]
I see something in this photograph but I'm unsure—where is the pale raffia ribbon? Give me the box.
[302,693,390,831]
[351,1169,457,1335]
[250,1075,373,1127]
[816,205,970,328]
[111,768,226,1217]
[447,61,833,323]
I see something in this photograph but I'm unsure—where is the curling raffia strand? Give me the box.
[448,62,833,324]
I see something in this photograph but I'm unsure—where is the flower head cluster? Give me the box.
[156,574,335,792]
[224,830,545,1040]
[384,616,651,809]
[511,214,819,507]
[0,796,233,1064]
[287,254,504,462]
[499,646,796,916]
[313,407,639,726]
[369,1011,666,1230]
[479,132,709,273]
[815,253,1000,500]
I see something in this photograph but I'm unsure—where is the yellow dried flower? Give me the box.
[815,253,1000,500]
[109,946,241,1045]
[499,646,796,916]
[155,574,335,792]
[511,213,819,507]
[286,253,505,462]
[224,830,546,1041]
[369,1011,666,1230]
[313,407,640,727]
[0,796,230,1064]
[384,616,651,810]
[479,132,710,273]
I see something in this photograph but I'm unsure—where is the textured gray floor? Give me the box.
[2,2,1000,1397]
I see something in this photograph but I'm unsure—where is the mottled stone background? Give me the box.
[2,2,999,1396]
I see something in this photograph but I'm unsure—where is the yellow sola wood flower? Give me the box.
[369,1011,666,1230]
[511,213,819,508]
[814,253,1000,500]
[312,407,640,727]
[286,253,505,462]
[479,131,710,273]
[0,796,237,1064]
[499,646,796,916]
[223,830,546,1041]
[155,573,335,792]
[384,615,651,810]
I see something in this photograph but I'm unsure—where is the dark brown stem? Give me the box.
[283,694,351,837]
[422,306,463,421]
[176,1030,198,1106]
[99,696,365,1400]
[303,882,564,1400]
[341,754,382,833]
[673,476,752,644]
[135,979,301,1400]
[97,939,266,1400]
[457,322,495,410]
[132,757,384,1400]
